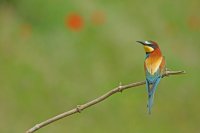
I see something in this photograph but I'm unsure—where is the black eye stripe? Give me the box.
[146,44,153,47]
[147,44,156,48]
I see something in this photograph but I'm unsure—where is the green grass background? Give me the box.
[0,0,200,133]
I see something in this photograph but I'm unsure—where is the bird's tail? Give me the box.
[147,77,161,114]
[147,92,155,114]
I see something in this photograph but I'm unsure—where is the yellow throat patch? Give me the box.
[144,46,154,52]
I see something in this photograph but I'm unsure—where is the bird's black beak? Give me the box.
[136,41,145,45]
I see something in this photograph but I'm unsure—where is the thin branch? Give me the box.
[26,70,185,133]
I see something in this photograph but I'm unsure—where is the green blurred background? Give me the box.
[0,0,200,133]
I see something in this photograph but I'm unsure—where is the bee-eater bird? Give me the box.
[136,40,166,114]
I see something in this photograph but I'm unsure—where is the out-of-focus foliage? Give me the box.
[0,0,200,133]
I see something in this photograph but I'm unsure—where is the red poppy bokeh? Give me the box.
[187,16,200,31]
[65,13,84,31]
[91,11,105,25]
[20,23,32,38]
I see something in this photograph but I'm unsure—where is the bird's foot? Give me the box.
[165,68,172,71]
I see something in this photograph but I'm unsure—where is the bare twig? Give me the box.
[26,70,185,133]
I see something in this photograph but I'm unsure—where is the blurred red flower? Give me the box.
[187,16,200,31]
[65,13,84,31]
[20,23,32,38]
[91,11,105,25]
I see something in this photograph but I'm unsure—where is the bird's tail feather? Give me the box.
[147,77,161,114]
[147,93,155,114]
